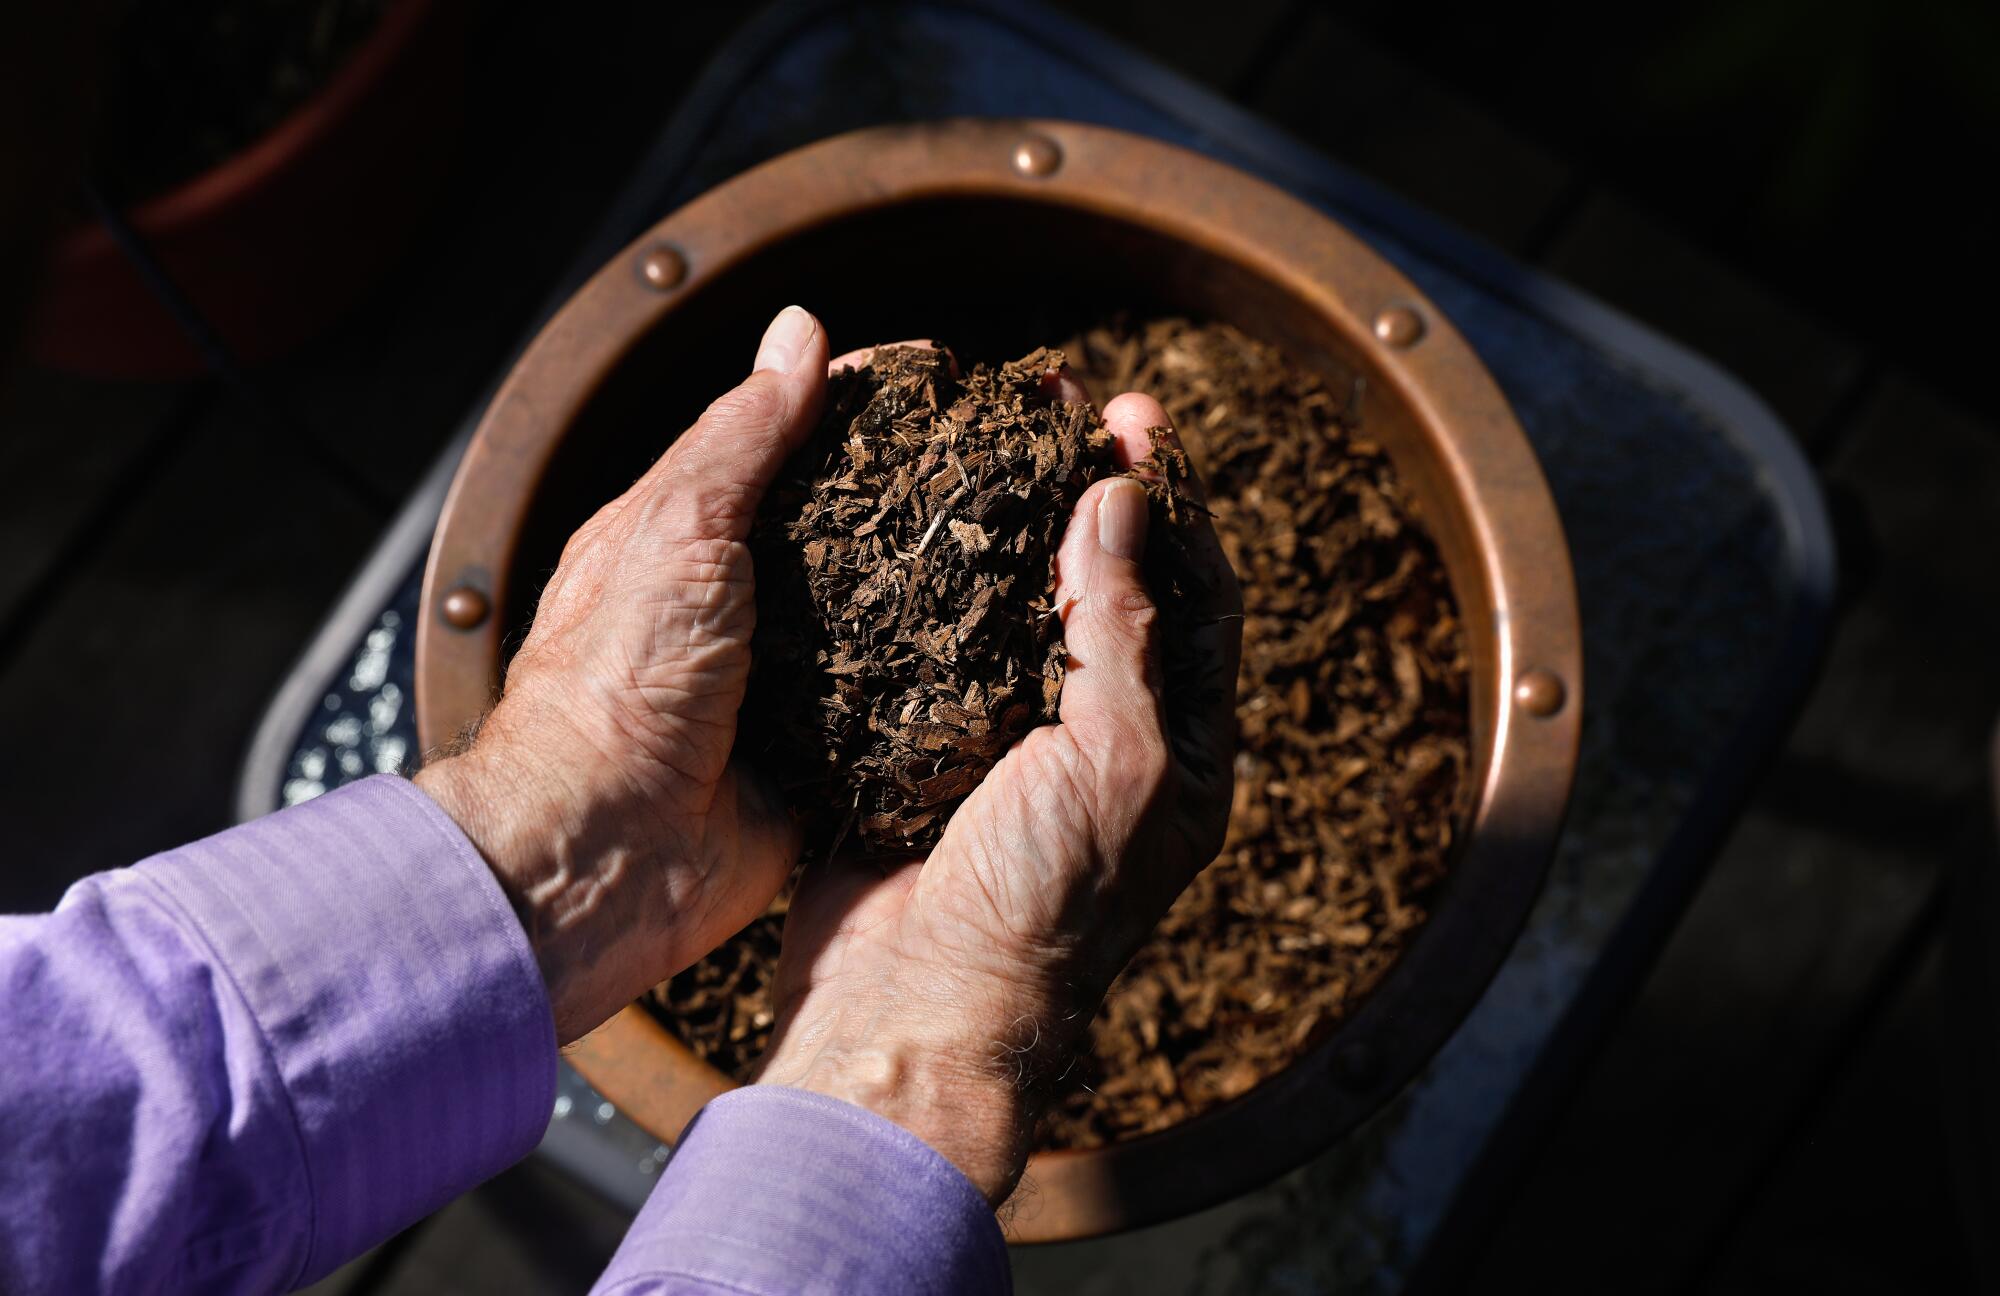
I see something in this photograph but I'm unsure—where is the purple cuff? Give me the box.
[595,1086,1010,1296]
[134,775,557,1283]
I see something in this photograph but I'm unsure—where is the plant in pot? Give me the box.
[27,0,466,378]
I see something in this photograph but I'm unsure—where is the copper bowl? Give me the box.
[415,119,1582,1241]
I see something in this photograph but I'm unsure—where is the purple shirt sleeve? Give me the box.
[0,776,558,1293]
[0,773,1011,1295]
[595,1086,1010,1296]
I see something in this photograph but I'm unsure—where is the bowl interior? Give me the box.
[508,195,1500,774]
[431,137,1580,1237]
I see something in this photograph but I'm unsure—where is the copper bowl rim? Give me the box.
[415,118,1583,1242]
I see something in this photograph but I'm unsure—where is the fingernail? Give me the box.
[1096,478,1148,561]
[754,305,816,375]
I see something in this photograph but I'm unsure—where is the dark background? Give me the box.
[1339,0,2000,425]
[3,2,1997,1292]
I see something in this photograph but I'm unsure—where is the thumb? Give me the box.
[644,305,830,541]
[1054,478,1169,781]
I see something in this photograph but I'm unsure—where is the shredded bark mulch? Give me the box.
[647,318,1471,1149]
[739,345,1114,853]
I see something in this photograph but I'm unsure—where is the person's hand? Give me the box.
[417,306,830,1044]
[754,390,1243,1204]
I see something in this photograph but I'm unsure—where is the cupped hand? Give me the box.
[417,306,830,1044]
[755,389,1244,1203]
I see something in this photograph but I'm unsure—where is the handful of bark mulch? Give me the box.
[738,344,1120,853]
[650,319,1471,1150]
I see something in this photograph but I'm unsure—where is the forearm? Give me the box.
[419,735,1016,1296]
[0,776,556,1294]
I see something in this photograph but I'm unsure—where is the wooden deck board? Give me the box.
[1464,376,2000,1292]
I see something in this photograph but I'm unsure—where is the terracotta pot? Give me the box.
[28,0,464,378]
[414,119,1582,1241]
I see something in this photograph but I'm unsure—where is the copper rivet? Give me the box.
[441,586,489,631]
[1514,668,1566,718]
[1012,135,1062,178]
[1373,305,1426,348]
[639,245,687,290]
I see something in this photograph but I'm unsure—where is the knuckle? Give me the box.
[1070,705,1169,798]
[663,535,748,588]
[657,479,758,539]
[699,374,786,433]
[1016,723,1076,780]
[1101,584,1159,638]
[559,516,607,567]
[1030,728,1106,825]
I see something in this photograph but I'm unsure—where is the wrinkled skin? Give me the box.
[417,307,831,1043]
[421,309,1242,1205]
[758,365,1243,1203]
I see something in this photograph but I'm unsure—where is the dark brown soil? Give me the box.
[649,318,1471,1149]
